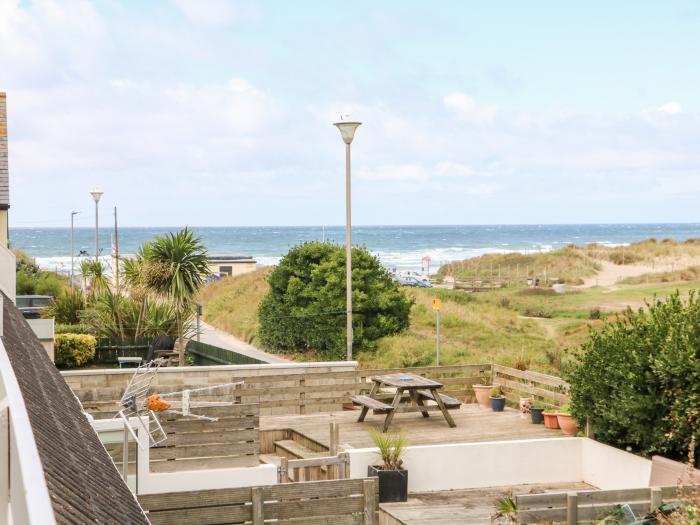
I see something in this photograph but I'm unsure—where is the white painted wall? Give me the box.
[581,439,652,489]
[348,438,582,492]
[347,438,652,493]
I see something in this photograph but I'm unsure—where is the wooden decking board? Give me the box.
[261,404,561,449]
[380,482,593,525]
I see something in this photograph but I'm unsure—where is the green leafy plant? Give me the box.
[258,242,413,360]
[44,288,85,324]
[370,430,407,470]
[493,494,519,524]
[55,333,96,368]
[559,404,571,414]
[490,387,503,398]
[567,291,700,459]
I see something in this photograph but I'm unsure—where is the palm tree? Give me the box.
[80,260,110,300]
[142,228,209,365]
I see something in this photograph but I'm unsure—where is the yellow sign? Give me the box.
[432,298,441,311]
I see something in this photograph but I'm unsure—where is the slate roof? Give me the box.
[2,294,148,524]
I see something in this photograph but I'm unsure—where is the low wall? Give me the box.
[347,437,651,493]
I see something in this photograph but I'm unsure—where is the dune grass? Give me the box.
[199,242,700,375]
[198,268,271,345]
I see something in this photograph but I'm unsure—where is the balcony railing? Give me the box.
[0,332,56,524]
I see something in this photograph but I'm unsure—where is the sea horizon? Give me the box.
[11,222,700,275]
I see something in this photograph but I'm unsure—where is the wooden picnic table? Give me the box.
[351,373,459,432]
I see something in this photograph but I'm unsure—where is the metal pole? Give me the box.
[436,310,440,366]
[70,212,77,287]
[114,206,119,293]
[95,199,99,262]
[196,304,202,342]
[345,142,353,361]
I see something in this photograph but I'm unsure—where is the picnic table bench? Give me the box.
[351,373,460,432]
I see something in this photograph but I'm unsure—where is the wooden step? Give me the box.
[273,439,324,459]
[416,390,461,409]
[350,395,394,412]
[258,454,282,466]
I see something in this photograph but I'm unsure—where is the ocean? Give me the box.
[10,223,700,275]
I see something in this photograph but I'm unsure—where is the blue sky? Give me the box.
[1,0,699,227]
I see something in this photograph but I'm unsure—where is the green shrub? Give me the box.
[490,387,503,397]
[55,323,92,335]
[44,288,85,324]
[567,291,700,459]
[588,307,602,320]
[258,242,413,360]
[55,333,96,368]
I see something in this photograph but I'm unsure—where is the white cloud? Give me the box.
[443,92,497,123]
[658,101,682,115]
[174,0,237,25]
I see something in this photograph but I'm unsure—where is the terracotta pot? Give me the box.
[543,411,560,429]
[557,413,577,436]
[472,385,493,409]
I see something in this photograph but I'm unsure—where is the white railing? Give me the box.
[0,337,56,524]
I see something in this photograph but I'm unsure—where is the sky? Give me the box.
[1,0,699,227]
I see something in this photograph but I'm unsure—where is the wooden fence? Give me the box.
[73,363,568,417]
[492,364,570,408]
[516,485,685,524]
[139,478,379,525]
[150,404,260,472]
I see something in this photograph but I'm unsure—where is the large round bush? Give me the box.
[55,333,97,368]
[568,291,700,459]
[258,242,412,360]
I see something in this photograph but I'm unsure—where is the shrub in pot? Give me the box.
[368,430,408,503]
[543,410,560,429]
[530,404,545,424]
[473,375,494,409]
[556,405,577,436]
[490,387,506,412]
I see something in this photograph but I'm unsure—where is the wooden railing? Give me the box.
[139,478,379,525]
[516,485,684,524]
[493,364,570,408]
[151,404,259,472]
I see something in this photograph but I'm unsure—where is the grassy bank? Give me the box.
[199,239,700,374]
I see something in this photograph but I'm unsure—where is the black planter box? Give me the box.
[490,396,506,412]
[368,465,408,502]
[530,407,545,424]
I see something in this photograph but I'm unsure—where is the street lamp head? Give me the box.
[333,120,362,144]
[90,190,103,204]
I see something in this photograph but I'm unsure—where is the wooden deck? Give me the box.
[261,403,562,449]
[379,482,593,525]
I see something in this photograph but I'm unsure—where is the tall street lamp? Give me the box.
[70,211,79,287]
[333,119,361,361]
[90,190,103,262]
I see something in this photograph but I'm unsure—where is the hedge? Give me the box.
[55,333,97,368]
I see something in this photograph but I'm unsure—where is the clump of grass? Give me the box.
[370,429,406,470]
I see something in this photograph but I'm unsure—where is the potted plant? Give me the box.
[490,387,506,412]
[530,404,545,424]
[556,405,577,436]
[543,409,560,429]
[368,430,408,503]
[473,374,494,409]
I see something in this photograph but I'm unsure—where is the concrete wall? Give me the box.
[26,318,55,361]
[64,361,358,415]
[581,438,652,490]
[347,438,652,493]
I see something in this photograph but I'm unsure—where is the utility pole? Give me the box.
[114,206,119,293]
[70,211,79,287]
[432,298,441,366]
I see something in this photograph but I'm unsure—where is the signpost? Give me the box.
[432,298,441,366]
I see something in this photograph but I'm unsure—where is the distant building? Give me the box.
[206,253,257,278]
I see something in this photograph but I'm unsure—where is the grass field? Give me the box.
[198,241,700,374]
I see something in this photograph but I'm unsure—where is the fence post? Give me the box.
[252,487,264,525]
[363,478,377,525]
[330,422,339,479]
[585,417,593,438]
[566,492,578,525]
[299,377,306,415]
[279,457,289,483]
[650,487,662,512]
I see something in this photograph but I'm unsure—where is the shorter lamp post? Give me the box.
[90,189,103,262]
